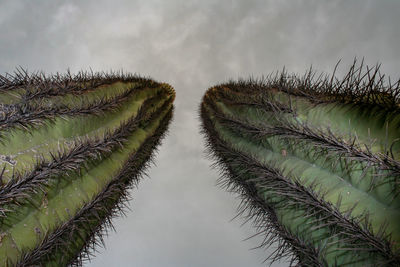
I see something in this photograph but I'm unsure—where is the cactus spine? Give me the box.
[0,69,175,266]
[200,61,400,266]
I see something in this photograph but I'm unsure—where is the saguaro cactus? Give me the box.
[200,61,400,266]
[0,70,175,266]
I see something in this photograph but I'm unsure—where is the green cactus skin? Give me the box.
[200,61,400,266]
[0,70,175,266]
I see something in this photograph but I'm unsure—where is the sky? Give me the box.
[1,0,399,266]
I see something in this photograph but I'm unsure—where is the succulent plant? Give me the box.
[200,60,400,266]
[0,69,175,266]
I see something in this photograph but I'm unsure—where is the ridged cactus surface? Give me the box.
[0,70,175,266]
[200,62,400,266]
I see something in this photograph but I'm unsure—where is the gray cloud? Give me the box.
[1,0,399,266]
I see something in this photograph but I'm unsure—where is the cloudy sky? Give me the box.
[1,1,399,266]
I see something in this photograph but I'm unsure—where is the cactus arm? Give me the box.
[13,106,173,266]
[200,62,400,266]
[0,97,173,258]
[202,99,400,265]
[0,71,175,266]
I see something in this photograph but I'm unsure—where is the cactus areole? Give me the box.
[200,61,400,266]
[0,70,175,266]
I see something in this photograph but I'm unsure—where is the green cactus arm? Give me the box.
[0,71,175,266]
[11,105,173,267]
[2,99,171,262]
[202,100,400,265]
[200,62,400,266]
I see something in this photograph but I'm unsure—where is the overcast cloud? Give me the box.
[0,1,399,266]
